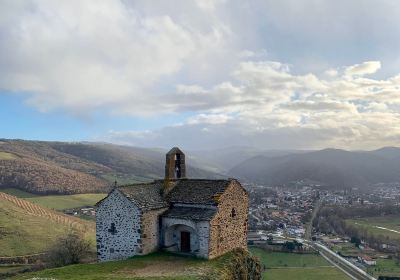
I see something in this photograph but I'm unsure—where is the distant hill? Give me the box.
[0,192,95,257]
[189,146,307,173]
[0,139,222,194]
[228,148,400,188]
[3,138,399,192]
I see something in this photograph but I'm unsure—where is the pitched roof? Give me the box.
[117,182,168,211]
[166,147,184,155]
[96,178,238,210]
[162,206,217,221]
[166,179,232,205]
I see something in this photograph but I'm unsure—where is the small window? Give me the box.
[231,208,236,218]
[108,223,117,235]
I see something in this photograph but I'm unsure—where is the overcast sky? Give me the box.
[1,0,400,150]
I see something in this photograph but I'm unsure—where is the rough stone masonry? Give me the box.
[95,147,249,261]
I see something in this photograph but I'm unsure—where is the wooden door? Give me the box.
[180,231,191,252]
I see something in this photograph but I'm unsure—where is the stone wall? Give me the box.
[208,181,249,259]
[141,208,167,254]
[162,217,210,258]
[96,190,142,262]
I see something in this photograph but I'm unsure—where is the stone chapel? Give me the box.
[95,147,249,262]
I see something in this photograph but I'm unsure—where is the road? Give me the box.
[307,241,376,280]
[304,198,376,280]
[305,197,323,240]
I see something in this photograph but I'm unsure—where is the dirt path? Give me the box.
[114,260,211,277]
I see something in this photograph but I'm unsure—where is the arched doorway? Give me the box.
[164,224,199,254]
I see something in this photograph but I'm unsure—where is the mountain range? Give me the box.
[227,147,400,188]
[1,139,400,193]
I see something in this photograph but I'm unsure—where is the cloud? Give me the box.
[102,60,400,150]
[0,0,236,115]
[345,61,381,77]
[2,1,400,150]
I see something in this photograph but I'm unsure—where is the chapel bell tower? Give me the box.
[165,147,186,180]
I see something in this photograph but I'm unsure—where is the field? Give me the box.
[1,188,106,210]
[346,215,400,240]
[0,151,18,160]
[101,173,152,185]
[367,258,400,278]
[26,193,107,210]
[0,188,38,198]
[332,242,361,256]
[0,192,95,257]
[249,247,351,280]
[264,267,350,280]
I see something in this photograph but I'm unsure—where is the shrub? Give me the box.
[46,231,92,267]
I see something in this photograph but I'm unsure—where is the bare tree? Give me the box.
[46,230,92,267]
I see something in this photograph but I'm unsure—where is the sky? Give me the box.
[1,0,400,150]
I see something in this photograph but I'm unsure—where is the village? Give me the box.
[246,182,400,278]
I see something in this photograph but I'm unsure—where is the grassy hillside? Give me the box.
[0,156,109,194]
[26,193,107,210]
[0,192,95,257]
[250,247,350,280]
[11,249,260,280]
[0,139,221,195]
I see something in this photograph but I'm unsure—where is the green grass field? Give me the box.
[0,195,95,257]
[0,151,18,160]
[101,174,152,185]
[1,188,106,210]
[367,258,400,278]
[332,242,361,256]
[264,267,350,280]
[249,247,350,280]
[346,215,400,240]
[26,193,107,210]
[0,188,38,198]
[250,248,330,268]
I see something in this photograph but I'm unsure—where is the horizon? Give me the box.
[1,1,400,150]
[2,137,400,153]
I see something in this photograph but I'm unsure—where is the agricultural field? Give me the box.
[0,188,38,198]
[346,215,400,240]
[0,151,18,160]
[1,188,106,210]
[264,267,350,280]
[367,258,400,278]
[0,192,95,257]
[101,173,152,185]
[26,193,107,210]
[249,247,351,280]
[331,241,362,256]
